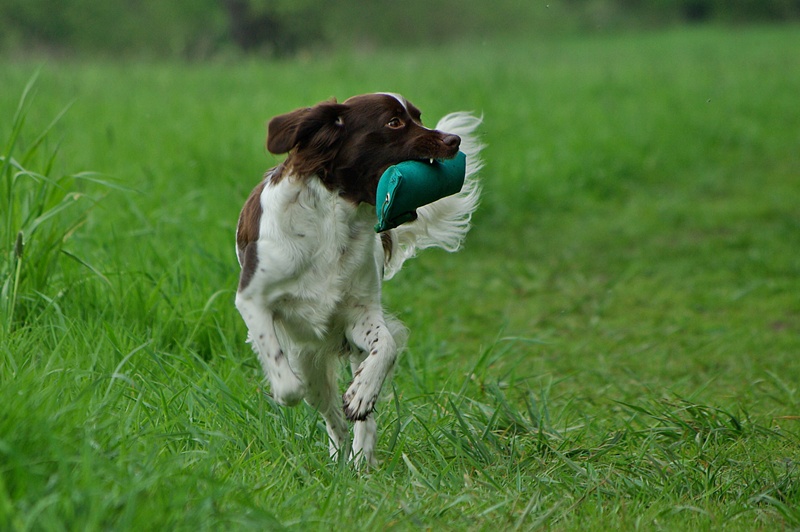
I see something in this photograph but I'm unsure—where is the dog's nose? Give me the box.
[442,134,461,148]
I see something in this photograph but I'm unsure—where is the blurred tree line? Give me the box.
[1,0,798,58]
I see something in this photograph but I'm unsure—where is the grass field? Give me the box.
[1,25,799,530]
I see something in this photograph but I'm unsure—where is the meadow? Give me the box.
[1,25,799,530]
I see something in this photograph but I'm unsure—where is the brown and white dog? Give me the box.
[235,93,482,465]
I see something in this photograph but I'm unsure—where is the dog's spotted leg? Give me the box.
[343,308,398,423]
[235,295,306,406]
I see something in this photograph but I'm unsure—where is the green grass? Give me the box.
[1,25,799,530]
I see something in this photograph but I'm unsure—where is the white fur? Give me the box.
[378,92,409,111]
[235,109,483,466]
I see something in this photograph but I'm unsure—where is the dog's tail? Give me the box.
[382,112,483,280]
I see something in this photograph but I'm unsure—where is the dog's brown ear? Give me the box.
[267,108,308,154]
[267,100,346,155]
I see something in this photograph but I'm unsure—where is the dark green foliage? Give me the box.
[1,0,799,58]
[0,0,226,57]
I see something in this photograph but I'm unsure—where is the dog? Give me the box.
[235,93,482,465]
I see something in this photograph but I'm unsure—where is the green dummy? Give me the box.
[374,151,467,233]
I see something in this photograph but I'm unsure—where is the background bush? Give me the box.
[1,0,798,58]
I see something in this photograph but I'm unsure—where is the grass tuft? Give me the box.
[0,75,112,336]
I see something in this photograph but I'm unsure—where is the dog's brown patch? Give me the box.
[237,179,266,290]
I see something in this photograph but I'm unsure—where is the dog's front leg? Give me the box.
[343,308,398,422]
[235,295,306,406]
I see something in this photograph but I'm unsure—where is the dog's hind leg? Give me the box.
[347,348,378,466]
[353,416,377,466]
[297,352,351,461]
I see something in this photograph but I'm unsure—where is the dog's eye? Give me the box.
[386,118,404,129]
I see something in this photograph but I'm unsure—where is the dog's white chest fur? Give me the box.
[252,176,381,344]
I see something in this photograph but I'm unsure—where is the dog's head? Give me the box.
[266,93,461,205]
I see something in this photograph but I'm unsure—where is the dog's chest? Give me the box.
[256,179,380,340]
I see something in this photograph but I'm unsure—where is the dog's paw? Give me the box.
[342,378,378,421]
[270,372,306,406]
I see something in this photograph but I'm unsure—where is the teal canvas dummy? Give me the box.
[374,151,467,232]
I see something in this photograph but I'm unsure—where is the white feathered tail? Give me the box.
[382,112,484,280]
